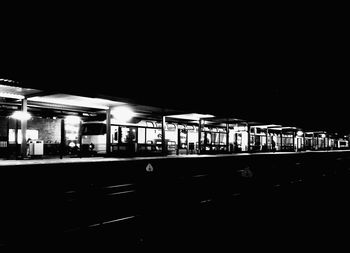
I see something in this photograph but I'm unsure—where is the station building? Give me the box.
[0,80,349,160]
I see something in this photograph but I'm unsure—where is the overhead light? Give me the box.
[297,130,304,137]
[166,113,215,121]
[10,111,31,120]
[111,106,136,123]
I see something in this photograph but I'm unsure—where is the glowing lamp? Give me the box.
[297,130,304,137]
[10,111,31,120]
[111,106,135,123]
[320,134,326,138]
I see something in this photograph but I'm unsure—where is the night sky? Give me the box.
[2,17,348,134]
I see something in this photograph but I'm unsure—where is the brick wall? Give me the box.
[2,117,61,144]
[27,118,61,144]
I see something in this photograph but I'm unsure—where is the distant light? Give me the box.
[68,141,76,148]
[10,111,31,120]
[111,106,135,123]
[320,134,326,138]
[65,115,81,124]
[166,113,215,121]
[0,92,25,100]
[297,131,304,137]
[0,79,17,84]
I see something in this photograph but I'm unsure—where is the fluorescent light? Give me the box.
[111,106,136,123]
[10,111,31,120]
[166,113,215,121]
[297,131,304,137]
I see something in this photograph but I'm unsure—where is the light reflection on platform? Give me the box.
[1,150,349,167]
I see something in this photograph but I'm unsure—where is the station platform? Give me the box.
[0,150,349,167]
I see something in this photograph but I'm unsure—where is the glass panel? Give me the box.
[8,129,39,144]
[212,132,220,144]
[179,130,187,149]
[146,128,161,144]
[138,127,145,144]
[219,133,226,145]
[205,132,211,144]
[111,125,118,143]
[188,131,198,144]
[82,123,106,135]
[165,129,177,143]
[120,127,136,143]
[129,128,137,142]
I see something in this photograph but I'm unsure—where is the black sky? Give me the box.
[1,15,349,134]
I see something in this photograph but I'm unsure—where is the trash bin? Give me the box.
[29,140,44,156]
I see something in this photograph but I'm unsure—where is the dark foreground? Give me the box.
[1,151,350,251]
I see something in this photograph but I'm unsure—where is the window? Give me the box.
[82,123,106,135]
[120,127,136,143]
[138,127,146,144]
[146,128,162,144]
[8,129,39,144]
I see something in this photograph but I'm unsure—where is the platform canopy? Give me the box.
[0,82,193,120]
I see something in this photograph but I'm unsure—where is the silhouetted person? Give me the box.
[26,138,32,156]
[271,138,276,152]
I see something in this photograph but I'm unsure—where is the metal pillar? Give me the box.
[6,116,10,158]
[161,116,166,156]
[15,118,18,157]
[292,130,296,151]
[280,131,283,151]
[198,119,203,154]
[60,119,65,159]
[226,122,230,153]
[20,98,28,158]
[247,123,250,152]
[266,127,269,151]
[106,108,111,156]
[78,120,83,158]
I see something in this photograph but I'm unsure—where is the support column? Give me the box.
[20,98,28,158]
[266,127,269,151]
[292,130,296,151]
[280,131,283,151]
[106,108,111,156]
[247,123,250,152]
[226,122,230,153]
[6,116,10,158]
[15,117,18,157]
[78,120,83,158]
[198,119,202,154]
[60,119,65,159]
[161,116,166,156]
